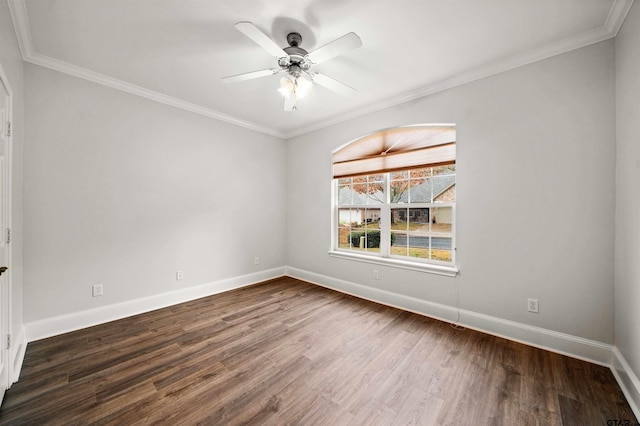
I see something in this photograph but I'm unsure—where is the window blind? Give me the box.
[333,125,456,178]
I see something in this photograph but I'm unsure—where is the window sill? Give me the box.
[328,250,458,277]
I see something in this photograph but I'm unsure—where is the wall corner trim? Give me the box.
[612,346,640,419]
[9,325,26,385]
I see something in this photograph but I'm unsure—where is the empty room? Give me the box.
[0,0,638,424]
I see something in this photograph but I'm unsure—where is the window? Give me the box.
[331,125,456,275]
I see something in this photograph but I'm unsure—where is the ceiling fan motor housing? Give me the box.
[280,32,311,73]
[287,32,302,47]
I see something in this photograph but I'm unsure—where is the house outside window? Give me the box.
[331,125,457,275]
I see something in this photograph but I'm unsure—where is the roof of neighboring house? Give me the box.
[434,182,456,202]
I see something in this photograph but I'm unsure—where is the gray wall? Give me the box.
[1,0,24,369]
[615,0,640,396]
[287,40,616,344]
[23,64,287,322]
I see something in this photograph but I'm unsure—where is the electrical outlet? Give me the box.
[254,257,260,265]
[528,298,539,313]
[373,269,379,280]
[176,270,184,281]
[92,284,103,297]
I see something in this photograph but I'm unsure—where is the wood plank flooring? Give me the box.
[0,277,636,425]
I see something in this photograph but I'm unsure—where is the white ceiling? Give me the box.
[9,0,633,138]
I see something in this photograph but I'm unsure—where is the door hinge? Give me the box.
[6,122,10,137]
[6,334,10,350]
[6,228,10,244]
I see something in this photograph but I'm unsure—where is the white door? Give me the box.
[0,74,12,404]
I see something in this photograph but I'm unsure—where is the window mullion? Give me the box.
[379,173,390,257]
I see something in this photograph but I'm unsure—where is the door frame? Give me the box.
[0,60,14,399]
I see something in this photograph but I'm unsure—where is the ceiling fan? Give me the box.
[222,22,362,111]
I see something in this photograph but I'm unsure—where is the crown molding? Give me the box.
[7,0,33,59]
[6,0,285,139]
[606,0,635,35]
[26,53,286,138]
[282,9,628,139]
[9,0,635,141]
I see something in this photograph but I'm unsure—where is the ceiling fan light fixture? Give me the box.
[278,75,295,98]
[296,75,313,99]
[278,74,313,100]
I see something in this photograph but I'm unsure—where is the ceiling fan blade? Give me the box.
[284,96,296,112]
[307,32,362,64]
[222,68,279,84]
[313,73,357,97]
[235,22,288,58]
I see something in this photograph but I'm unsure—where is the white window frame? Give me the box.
[330,171,458,277]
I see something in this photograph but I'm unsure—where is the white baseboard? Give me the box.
[457,309,612,367]
[285,266,613,367]
[9,325,26,384]
[285,266,460,323]
[19,265,637,419]
[612,347,640,420]
[24,267,286,343]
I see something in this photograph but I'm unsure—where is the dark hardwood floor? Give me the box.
[0,277,636,425]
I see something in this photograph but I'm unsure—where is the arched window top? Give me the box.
[332,124,456,178]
